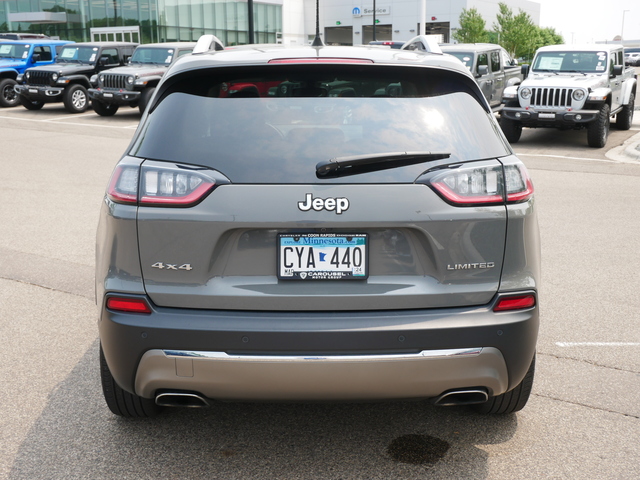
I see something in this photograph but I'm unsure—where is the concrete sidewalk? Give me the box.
[606,107,640,163]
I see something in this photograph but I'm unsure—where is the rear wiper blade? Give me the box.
[316,151,450,178]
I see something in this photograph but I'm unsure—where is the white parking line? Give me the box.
[43,113,97,121]
[0,114,138,129]
[556,342,640,347]
[516,153,619,163]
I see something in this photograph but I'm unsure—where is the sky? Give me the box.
[536,0,640,44]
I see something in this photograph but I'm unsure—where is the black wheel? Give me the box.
[587,104,610,148]
[100,344,162,417]
[500,117,522,143]
[499,101,522,143]
[138,87,155,114]
[19,95,45,110]
[473,354,535,414]
[615,93,634,131]
[92,100,119,116]
[63,84,89,113]
[0,78,19,108]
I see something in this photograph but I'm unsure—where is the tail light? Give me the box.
[494,294,536,312]
[107,163,216,207]
[428,162,533,206]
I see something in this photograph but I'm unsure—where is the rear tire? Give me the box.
[92,100,119,116]
[100,344,162,417]
[615,93,634,131]
[19,95,45,110]
[473,355,535,414]
[0,78,19,108]
[587,104,610,148]
[63,84,89,113]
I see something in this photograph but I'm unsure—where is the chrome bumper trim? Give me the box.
[162,347,484,362]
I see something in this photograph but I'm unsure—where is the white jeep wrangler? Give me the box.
[500,44,636,148]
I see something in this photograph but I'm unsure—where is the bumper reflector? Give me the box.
[494,295,536,312]
[106,297,152,314]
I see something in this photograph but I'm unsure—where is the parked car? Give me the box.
[440,43,523,110]
[500,44,636,148]
[0,39,73,107]
[368,40,406,49]
[0,33,50,40]
[97,35,540,418]
[14,41,138,113]
[624,52,640,66]
[88,42,197,116]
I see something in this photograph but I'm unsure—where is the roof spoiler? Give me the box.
[193,35,225,54]
[401,35,442,54]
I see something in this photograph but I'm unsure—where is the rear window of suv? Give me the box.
[131,64,510,184]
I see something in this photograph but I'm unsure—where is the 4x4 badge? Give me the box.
[151,262,193,271]
[298,193,349,214]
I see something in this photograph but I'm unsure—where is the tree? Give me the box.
[453,8,489,44]
[493,3,538,60]
[535,27,564,49]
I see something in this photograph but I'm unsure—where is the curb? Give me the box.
[606,128,640,163]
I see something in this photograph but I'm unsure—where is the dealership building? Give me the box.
[0,0,540,46]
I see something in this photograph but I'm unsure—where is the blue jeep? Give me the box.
[0,39,73,108]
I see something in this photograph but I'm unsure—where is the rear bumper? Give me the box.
[99,291,539,402]
[136,347,508,400]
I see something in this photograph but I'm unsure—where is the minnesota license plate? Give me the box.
[278,233,368,280]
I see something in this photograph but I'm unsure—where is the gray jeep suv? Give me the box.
[96,36,540,417]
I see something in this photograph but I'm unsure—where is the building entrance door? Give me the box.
[324,26,354,45]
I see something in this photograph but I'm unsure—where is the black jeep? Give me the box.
[15,42,138,113]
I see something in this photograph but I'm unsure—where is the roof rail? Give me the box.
[401,35,442,54]
[193,35,225,54]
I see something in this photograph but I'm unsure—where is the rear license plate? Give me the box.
[278,233,368,280]
[539,113,555,119]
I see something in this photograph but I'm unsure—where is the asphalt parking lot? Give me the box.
[1,100,639,479]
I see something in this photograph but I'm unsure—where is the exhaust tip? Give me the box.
[155,392,210,408]
[432,389,489,406]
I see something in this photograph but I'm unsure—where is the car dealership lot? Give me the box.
[1,104,639,479]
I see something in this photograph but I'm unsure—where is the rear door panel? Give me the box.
[138,184,506,311]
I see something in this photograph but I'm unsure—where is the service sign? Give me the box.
[278,233,368,280]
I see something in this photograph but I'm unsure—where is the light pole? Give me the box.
[248,0,255,44]
[621,10,629,41]
[372,0,376,41]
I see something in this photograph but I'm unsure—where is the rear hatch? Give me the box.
[125,62,518,311]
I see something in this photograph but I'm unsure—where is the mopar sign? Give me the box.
[353,5,390,16]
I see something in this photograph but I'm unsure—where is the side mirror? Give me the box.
[31,53,41,63]
[98,56,109,66]
[612,65,623,77]
[521,64,530,76]
[476,65,489,77]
